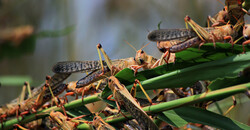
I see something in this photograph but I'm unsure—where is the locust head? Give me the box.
[212,7,229,26]
[124,40,150,66]
[92,116,102,126]
[108,76,125,92]
[134,49,148,65]
[108,76,116,92]
[243,25,250,40]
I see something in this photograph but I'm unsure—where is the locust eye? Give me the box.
[94,117,97,120]
[159,48,166,53]
[245,26,248,29]
[141,50,144,54]
[230,25,233,29]
[223,8,225,11]
[244,35,249,40]
[57,98,61,104]
[108,79,112,82]
[139,59,144,64]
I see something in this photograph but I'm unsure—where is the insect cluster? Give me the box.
[1,0,250,130]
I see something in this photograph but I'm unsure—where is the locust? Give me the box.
[49,111,78,130]
[148,0,246,56]
[63,79,106,102]
[184,15,236,47]
[207,0,245,27]
[0,74,69,126]
[0,73,70,111]
[122,119,143,130]
[91,115,116,130]
[53,42,158,76]
[238,24,250,52]
[101,105,119,117]
[107,76,158,130]
[148,16,236,46]
[148,15,239,63]
[226,0,245,25]
[96,43,158,130]
[60,43,159,89]
[207,6,229,27]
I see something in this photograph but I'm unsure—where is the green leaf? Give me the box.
[158,109,188,127]
[102,52,250,99]
[208,76,250,92]
[208,94,250,116]
[158,106,250,129]
[157,21,162,30]
[176,43,249,63]
[67,108,93,121]
[0,75,32,86]
[0,35,36,60]
[36,25,75,38]
[132,52,250,90]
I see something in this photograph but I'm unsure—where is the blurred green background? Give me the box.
[0,0,249,125]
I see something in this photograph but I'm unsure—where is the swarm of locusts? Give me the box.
[1,0,250,129]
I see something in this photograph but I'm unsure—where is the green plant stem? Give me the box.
[0,94,101,130]
[102,82,250,124]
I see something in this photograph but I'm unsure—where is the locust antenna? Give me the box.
[234,20,244,29]
[124,40,137,52]
[103,75,109,78]
[140,42,150,50]
[216,0,224,7]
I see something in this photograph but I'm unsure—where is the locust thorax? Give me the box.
[223,24,234,36]
[67,81,77,90]
[134,49,147,65]
[214,24,235,39]
[157,41,171,53]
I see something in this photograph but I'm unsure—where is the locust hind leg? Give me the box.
[242,39,250,53]
[207,15,217,27]
[97,44,112,72]
[45,76,60,107]
[19,82,28,103]
[97,43,121,75]
[115,99,128,119]
[64,91,77,103]
[13,82,30,121]
[107,94,128,119]
[224,96,237,116]
[152,49,170,68]
[26,82,32,98]
[48,85,67,116]
[129,65,142,76]
[131,79,153,105]
[63,82,78,103]
[18,77,51,121]
[13,124,29,130]
[184,15,211,42]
